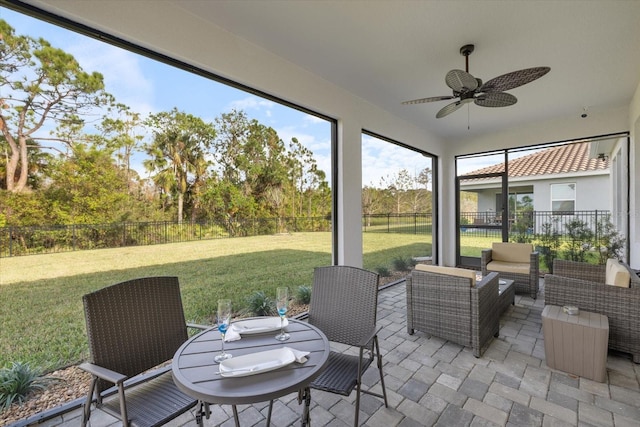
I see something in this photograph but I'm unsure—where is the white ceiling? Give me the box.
[14,0,640,142]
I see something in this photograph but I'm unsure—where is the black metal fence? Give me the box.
[362,213,433,235]
[460,210,613,241]
[1,211,611,258]
[0,216,332,258]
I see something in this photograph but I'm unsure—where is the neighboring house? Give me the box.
[460,142,613,229]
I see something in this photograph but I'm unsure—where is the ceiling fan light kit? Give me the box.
[402,44,550,118]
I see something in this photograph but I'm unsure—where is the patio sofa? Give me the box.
[481,242,539,299]
[544,259,640,363]
[406,264,500,357]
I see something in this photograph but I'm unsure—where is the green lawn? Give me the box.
[0,232,430,371]
[459,234,499,257]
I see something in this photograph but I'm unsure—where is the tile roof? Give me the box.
[462,143,609,178]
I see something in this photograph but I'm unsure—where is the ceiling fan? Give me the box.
[402,44,550,118]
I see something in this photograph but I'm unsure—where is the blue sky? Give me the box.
[1,7,431,188]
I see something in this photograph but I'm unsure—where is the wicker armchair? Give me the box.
[308,266,388,427]
[80,277,207,427]
[481,242,539,299]
[544,259,640,363]
[406,265,500,357]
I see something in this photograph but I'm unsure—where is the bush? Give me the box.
[295,285,312,305]
[375,266,391,277]
[392,256,411,272]
[0,362,53,411]
[245,291,275,316]
[596,218,626,264]
[535,218,561,273]
[564,219,593,262]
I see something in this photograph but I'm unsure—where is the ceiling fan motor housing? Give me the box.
[460,44,475,57]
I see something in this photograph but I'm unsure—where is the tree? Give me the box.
[385,169,412,214]
[287,137,325,217]
[43,145,131,224]
[410,167,432,212]
[213,110,290,219]
[0,20,112,192]
[96,103,145,193]
[144,108,216,223]
[0,136,53,190]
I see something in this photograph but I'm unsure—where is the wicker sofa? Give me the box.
[481,242,539,299]
[406,264,500,357]
[544,259,640,363]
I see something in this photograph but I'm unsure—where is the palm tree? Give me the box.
[144,109,215,223]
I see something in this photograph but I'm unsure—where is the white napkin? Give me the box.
[285,347,310,364]
[224,327,241,342]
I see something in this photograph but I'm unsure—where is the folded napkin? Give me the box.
[224,327,241,342]
[284,347,310,364]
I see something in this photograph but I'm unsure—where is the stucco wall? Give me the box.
[533,175,610,212]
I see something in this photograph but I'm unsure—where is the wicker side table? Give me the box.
[498,279,515,315]
[541,305,609,382]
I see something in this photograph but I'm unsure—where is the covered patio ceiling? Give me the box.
[9,0,640,143]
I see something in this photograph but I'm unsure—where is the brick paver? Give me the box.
[19,279,640,427]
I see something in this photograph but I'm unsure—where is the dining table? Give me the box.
[172,317,330,427]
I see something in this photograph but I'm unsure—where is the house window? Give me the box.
[551,183,575,213]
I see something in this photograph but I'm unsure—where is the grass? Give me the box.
[459,234,497,257]
[0,231,431,372]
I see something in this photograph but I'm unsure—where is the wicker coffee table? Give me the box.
[498,279,515,315]
[476,273,514,315]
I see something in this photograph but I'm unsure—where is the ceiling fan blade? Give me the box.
[401,95,456,105]
[436,98,473,118]
[479,66,550,93]
[445,69,478,92]
[475,92,518,107]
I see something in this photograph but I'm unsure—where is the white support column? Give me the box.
[336,120,363,267]
[439,152,457,267]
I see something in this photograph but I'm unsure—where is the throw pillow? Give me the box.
[414,264,476,287]
[605,258,630,288]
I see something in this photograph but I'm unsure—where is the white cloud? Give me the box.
[362,136,433,188]
[303,114,326,125]
[272,125,332,180]
[228,96,276,112]
[67,39,156,116]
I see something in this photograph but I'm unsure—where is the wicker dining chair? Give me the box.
[80,276,207,427]
[308,266,388,427]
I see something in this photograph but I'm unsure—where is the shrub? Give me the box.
[392,256,411,272]
[535,218,561,273]
[295,285,312,305]
[564,219,593,262]
[595,218,626,264]
[245,291,275,316]
[375,266,391,277]
[0,362,53,411]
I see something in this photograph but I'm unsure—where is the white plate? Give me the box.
[231,317,288,334]
[219,347,295,377]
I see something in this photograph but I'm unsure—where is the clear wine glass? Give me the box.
[275,287,290,341]
[215,299,233,362]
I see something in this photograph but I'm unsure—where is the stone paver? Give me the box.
[16,279,640,427]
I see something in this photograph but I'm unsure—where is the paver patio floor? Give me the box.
[22,280,640,427]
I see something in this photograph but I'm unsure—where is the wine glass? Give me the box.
[215,299,233,362]
[275,287,290,341]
